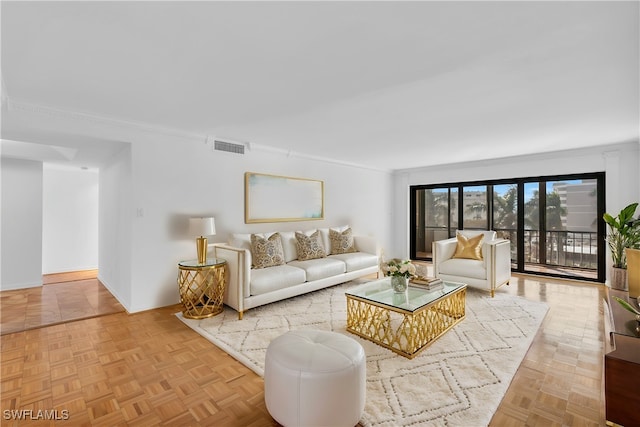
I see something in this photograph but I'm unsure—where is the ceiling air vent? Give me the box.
[214,139,245,155]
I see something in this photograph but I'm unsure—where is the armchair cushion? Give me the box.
[453,233,484,260]
[432,230,511,297]
[439,258,486,280]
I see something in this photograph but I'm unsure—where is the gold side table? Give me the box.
[177,258,227,319]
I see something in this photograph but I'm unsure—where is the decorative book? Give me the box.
[410,276,443,290]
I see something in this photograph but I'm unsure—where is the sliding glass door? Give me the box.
[414,188,450,258]
[493,184,518,268]
[523,179,600,278]
[410,173,605,282]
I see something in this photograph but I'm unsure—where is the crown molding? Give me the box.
[399,139,640,175]
[6,97,206,142]
[246,142,390,173]
[5,97,391,173]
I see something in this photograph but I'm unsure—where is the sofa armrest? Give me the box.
[213,244,251,318]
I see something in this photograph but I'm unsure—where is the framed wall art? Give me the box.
[245,172,324,223]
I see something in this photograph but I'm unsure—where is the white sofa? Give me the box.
[213,228,380,319]
[432,230,511,297]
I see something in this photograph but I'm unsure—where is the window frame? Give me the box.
[409,172,606,283]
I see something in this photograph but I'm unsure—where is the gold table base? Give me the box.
[177,263,226,319]
[346,287,466,359]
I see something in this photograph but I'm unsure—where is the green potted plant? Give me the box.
[603,202,640,290]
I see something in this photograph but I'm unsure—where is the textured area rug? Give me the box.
[177,281,548,426]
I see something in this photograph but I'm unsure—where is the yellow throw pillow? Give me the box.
[453,233,484,260]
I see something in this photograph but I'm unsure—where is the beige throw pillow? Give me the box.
[251,233,285,268]
[452,233,484,260]
[295,231,326,261]
[329,227,357,255]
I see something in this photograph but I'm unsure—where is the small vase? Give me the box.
[391,276,408,293]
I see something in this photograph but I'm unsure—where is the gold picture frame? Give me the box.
[245,172,324,223]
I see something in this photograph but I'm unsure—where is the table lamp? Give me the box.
[189,217,216,264]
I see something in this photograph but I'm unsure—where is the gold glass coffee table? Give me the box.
[345,278,466,359]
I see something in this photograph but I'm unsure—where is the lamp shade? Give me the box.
[189,217,216,237]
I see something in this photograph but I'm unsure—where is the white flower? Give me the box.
[382,259,416,278]
[407,263,416,275]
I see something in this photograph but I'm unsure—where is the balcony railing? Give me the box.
[495,229,598,270]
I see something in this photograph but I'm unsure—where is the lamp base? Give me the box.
[196,236,208,264]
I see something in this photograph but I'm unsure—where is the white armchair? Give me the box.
[432,230,511,297]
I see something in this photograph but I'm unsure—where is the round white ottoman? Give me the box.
[264,330,366,427]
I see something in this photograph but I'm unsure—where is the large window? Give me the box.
[410,173,605,282]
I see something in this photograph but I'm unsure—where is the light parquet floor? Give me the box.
[42,270,100,286]
[0,272,606,426]
[1,273,124,336]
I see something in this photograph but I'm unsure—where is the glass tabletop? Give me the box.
[345,277,466,313]
[178,258,226,268]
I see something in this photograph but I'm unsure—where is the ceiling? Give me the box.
[1,1,638,171]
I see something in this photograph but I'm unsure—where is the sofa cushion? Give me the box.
[329,252,379,272]
[251,265,307,296]
[251,233,286,268]
[329,228,357,255]
[317,225,349,253]
[287,258,346,281]
[439,258,486,280]
[453,233,484,260]
[279,231,298,262]
[295,230,327,261]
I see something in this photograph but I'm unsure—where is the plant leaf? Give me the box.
[620,203,639,223]
[603,213,616,227]
[613,296,640,315]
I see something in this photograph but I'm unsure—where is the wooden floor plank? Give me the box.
[42,269,99,285]
[0,272,606,426]
[1,277,125,336]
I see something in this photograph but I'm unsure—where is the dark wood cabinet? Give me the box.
[604,288,640,426]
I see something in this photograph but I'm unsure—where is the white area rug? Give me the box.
[177,281,548,426]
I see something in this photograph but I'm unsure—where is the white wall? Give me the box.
[124,134,393,312]
[1,158,43,290]
[98,144,133,310]
[6,103,637,308]
[0,106,393,312]
[391,140,640,275]
[42,164,99,274]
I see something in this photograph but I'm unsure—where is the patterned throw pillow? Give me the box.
[250,233,285,268]
[329,227,357,255]
[453,233,484,260]
[295,231,327,261]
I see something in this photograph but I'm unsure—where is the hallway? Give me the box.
[0,271,124,336]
